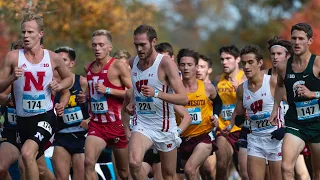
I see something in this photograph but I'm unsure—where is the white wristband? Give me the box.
[177,127,182,135]
[315,91,320,99]
[154,89,159,98]
[213,114,219,119]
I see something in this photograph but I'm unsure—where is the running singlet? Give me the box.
[87,58,124,123]
[131,54,176,132]
[284,54,320,123]
[176,80,213,137]
[13,49,53,117]
[243,75,277,136]
[217,70,244,132]
[55,75,90,133]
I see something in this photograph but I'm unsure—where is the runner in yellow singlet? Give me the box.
[214,45,247,180]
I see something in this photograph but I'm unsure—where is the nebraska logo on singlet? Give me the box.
[22,71,46,113]
[24,72,45,91]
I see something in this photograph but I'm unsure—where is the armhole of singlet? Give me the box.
[306,54,316,75]
[285,57,293,80]
[87,61,96,73]
[267,68,272,75]
[132,56,139,69]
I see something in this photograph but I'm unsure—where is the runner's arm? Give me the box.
[229,83,245,129]
[206,84,222,116]
[160,57,188,105]
[0,52,18,93]
[108,60,132,98]
[174,105,191,133]
[272,61,286,112]
[52,52,73,90]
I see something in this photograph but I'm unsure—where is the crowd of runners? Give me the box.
[0,12,319,180]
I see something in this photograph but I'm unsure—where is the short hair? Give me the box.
[11,39,24,50]
[177,48,199,65]
[21,12,44,31]
[199,54,212,67]
[291,23,313,39]
[155,42,174,57]
[219,45,240,58]
[134,24,157,42]
[240,45,263,61]
[267,36,294,56]
[54,46,76,61]
[113,49,131,60]
[92,29,112,43]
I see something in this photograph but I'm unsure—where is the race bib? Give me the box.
[23,94,46,113]
[221,104,235,121]
[91,96,108,114]
[37,121,52,134]
[250,112,273,132]
[62,106,84,124]
[7,108,17,125]
[136,97,156,115]
[187,107,202,125]
[295,99,320,121]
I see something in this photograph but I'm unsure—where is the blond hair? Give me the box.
[113,49,131,60]
[21,12,44,31]
[92,29,112,43]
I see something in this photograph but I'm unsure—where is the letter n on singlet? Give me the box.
[24,72,45,91]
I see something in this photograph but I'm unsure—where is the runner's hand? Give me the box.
[12,67,23,80]
[221,125,231,136]
[77,91,86,103]
[80,119,89,130]
[49,80,61,92]
[95,83,107,94]
[54,103,64,117]
[210,115,219,127]
[268,109,278,126]
[141,85,155,97]
[296,84,315,99]
[126,103,135,116]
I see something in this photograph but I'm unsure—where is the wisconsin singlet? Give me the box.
[217,70,244,132]
[13,49,53,117]
[243,74,278,135]
[131,54,176,132]
[176,80,213,137]
[87,58,124,123]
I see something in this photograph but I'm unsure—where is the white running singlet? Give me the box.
[13,49,53,117]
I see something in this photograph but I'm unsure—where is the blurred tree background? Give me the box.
[1,0,319,78]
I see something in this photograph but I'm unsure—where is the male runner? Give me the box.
[226,45,282,180]
[214,45,246,180]
[52,46,90,180]
[267,37,310,180]
[0,12,73,180]
[196,54,221,180]
[127,24,188,180]
[176,48,219,180]
[269,23,320,180]
[140,42,176,180]
[84,29,132,180]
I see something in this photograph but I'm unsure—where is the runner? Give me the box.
[0,40,23,180]
[84,29,132,180]
[176,48,219,180]
[269,22,320,180]
[267,36,310,180]
[127,24,188,180]
[226,44,282,180]
[0,12,73,180]
[214,45,246,180]
[196,53,222,180]
[51,46,90,180]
